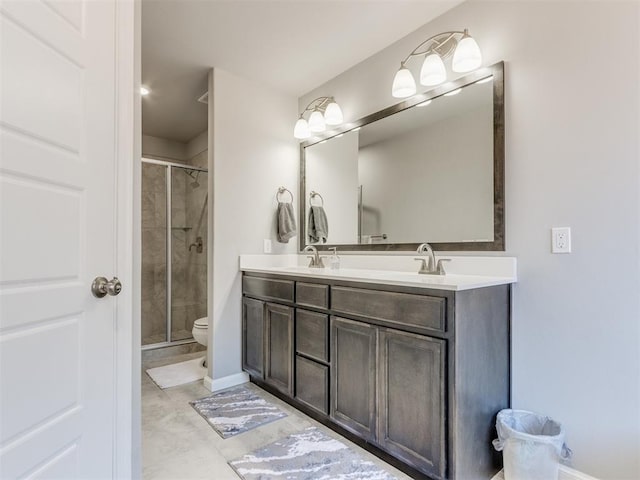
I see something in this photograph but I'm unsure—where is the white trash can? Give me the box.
[493,409,572,480]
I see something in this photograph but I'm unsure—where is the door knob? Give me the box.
[91,276,122,298]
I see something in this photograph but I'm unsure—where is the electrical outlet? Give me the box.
[551,227,571,253]
[263,239,272,254]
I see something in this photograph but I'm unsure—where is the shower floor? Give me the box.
[143,329,193,346]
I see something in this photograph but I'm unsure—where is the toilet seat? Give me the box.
[192,317,208,347]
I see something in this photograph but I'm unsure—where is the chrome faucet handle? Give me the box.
[414,258,430,274]
[436,259,451,275]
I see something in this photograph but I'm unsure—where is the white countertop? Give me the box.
[239,255,516,292]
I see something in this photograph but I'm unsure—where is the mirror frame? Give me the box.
[299,61,504,252]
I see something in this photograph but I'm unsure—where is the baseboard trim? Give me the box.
[492,465,599,480]
[203,372,249,392]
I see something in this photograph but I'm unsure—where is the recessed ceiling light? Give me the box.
[444,88,462,96]
[140,86,150,96]
[416,99,432,107]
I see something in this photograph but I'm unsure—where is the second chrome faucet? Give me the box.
[415,243,450,275]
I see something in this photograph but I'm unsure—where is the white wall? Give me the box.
[209,68,298,380]
[300,2,640,478]
[141,134,187,161]
[305,131,359,244]
[359,106,493,243]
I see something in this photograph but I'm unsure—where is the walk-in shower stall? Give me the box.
[141,158,208,348]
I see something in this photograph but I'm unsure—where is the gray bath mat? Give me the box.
[229,427,399,480]
[190,384,287,438]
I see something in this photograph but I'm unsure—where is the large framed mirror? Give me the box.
[299,61,504,252]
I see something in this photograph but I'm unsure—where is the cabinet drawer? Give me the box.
[295,355,329,415]
[243,276,294,303]
[331,286,446,334]
[296,282,329,309]
[296,309,329,363]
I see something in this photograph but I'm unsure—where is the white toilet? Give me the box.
[192,317,208,347]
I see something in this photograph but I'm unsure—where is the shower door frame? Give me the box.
[141,157,208,350]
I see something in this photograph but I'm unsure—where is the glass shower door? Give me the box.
[170,167,208,341]
[141,162,168,345]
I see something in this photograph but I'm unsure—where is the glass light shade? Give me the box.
[308,109,326,133]
[452,34,482,72]
[293,117,310,139]
[391,67,416,98]
[420,53,446,86]
[324,101,343,125]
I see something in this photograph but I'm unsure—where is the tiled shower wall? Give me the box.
[142,133,208,345]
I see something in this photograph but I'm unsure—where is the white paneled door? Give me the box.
[0,0,128,478]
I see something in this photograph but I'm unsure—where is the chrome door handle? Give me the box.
[91,276,122,298]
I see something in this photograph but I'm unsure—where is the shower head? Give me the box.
[182,169,201,189]
[190,171,201,189]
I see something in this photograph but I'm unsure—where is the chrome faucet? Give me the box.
[303,245,325,268]
[415,242,450,275]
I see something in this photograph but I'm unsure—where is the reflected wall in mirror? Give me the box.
[300,61,504,252]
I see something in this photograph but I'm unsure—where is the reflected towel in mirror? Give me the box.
[277,202,297,243]
[308,206,328,244]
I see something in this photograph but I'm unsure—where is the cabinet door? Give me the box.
[330,316,377,441]
[242,297,265,378]
[295,355,329,415]
[378,328,446,479]
[264,303,294,396]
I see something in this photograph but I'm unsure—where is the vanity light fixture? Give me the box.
[392,28,482,98]
[294,96,344,139]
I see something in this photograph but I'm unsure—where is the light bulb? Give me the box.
[420,53,446,86]
[391,67,416,98]
[308,109,326,133]
[324,100,343,125]
[140,86,150,96]
[452,32,482,72]
[293,117,310,139]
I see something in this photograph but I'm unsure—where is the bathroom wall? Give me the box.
[299,2,640,478]
[142,134,188,162]
[209,67,298,381]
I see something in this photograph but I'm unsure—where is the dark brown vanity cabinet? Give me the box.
[378,327,446,479]
[264,303,294,395]
[330,317,377,441]
[241,297,265,379]
[242,272,511,480]
[241,277,295,394]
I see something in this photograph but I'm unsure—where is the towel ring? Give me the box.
[309,191,324,207]
[276,187,293,203]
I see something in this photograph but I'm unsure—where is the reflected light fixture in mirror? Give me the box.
[294,96,344,139]
[140,86,150,96]
[392,28,482,98]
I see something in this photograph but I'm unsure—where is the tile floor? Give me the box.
[142,351,412,480]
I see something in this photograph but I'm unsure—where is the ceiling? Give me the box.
[141,0,462,143]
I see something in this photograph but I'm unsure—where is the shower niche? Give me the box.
[141,158,208,347]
